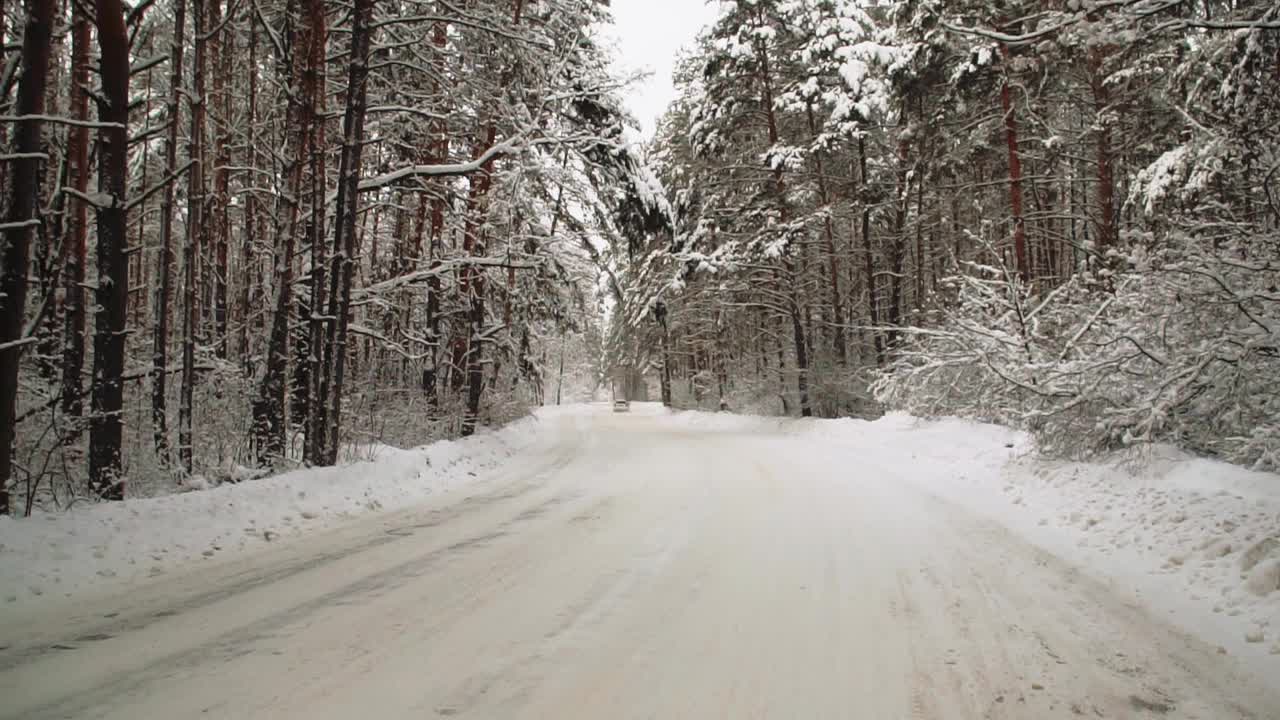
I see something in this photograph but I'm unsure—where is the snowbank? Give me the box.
[686,409,1280,670]
[869,415,1280,664]
[0,413,552,609]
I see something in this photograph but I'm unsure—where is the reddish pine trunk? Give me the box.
[1089,47,1117,250]
[89,0,130,499]
[1,0,55,514]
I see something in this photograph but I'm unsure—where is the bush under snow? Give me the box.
[876,230,1280,470]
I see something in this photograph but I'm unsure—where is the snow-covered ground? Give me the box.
[808,414,1280,669]
[0,412,555,607]
[2,403,1277,718]
[664,409,1280,668]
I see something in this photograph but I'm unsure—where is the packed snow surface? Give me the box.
[1,404,1277,719]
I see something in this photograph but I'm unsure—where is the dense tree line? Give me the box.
[622,0,1280,467]
[6,0,1277,515]
[0,0,654,514]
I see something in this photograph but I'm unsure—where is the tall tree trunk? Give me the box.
[458,0,525,435]
[421,14,448,413]
[773,309,791,416]
[252,0,318,465]
[1089,46,1117,251]
[0,0,55,514]
[758,38,810,417]
[152,0,186,461]
[0,5,7,175]
[60,0,91,435]
[999,42,1030,283]
[88,0,130,499]
[303,0,329,464]
[785,264,811,417]
[658,310,673,408]
[238,14,258,366]
[887,132,909,351]
[132,68,153,329]
[33,3,65,386]
[321,0,375,463]
[459,125,497,437]
[914,166,926,313]
[807,105,847,370]
[180,0,208,474]
[210,0,232,357]
[858,137,884,366]
[555,329,566,406]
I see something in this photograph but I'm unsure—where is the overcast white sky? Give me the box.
[602,0,721,138]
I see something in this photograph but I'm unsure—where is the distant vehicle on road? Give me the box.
[611,369,630,412]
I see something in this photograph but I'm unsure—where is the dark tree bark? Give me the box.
[210,0,232,358]
[655,302,673,408]
[887,133,909,351]
[999,42,1030,283]
[1089,46,1117,251]
[0,5,7,171]
[321,0,376,463]
[0,0,55,514]
[303,0,329,465]
[61,0,92,432]
[459,125,497,437]
[238,14,259,367]
[758,40,810,417]
[153,0,186,462]
[858,136,884,366]
[458,0,527,436]
[88,0,131,499]
[772,309,790,416]
[914,167,926,312]
[807,105,847,369]
[420,15,449,414]
[131,70,152,329]
[251,0,319,465]
[179,0,208,474]
[786,265,811,417]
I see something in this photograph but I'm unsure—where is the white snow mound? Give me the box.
[0,414,550,608]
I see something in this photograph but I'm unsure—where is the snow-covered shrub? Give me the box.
[872,262,1062,433]
[877,223,1280,469]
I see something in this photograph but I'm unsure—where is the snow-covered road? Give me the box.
[2,404,1278,719]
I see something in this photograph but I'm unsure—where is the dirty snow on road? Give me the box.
[1,404,1278,719]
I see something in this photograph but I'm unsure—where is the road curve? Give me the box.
[2,405,1277,719]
